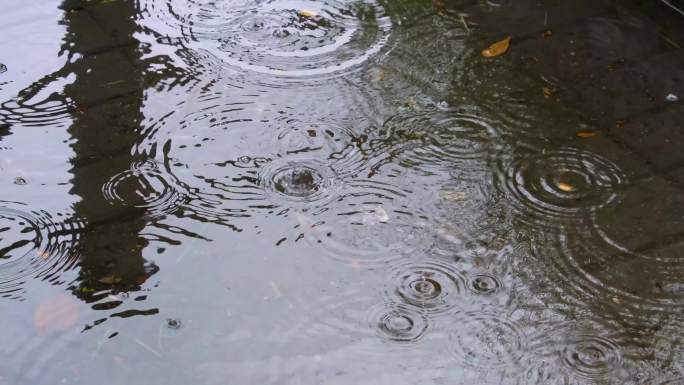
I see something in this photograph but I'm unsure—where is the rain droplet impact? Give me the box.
[498,147,626,228]
[467,273,503,296]
[166,318,182,330]
[387,260,466,314]
[0,202,83,299]
[259,159,339,206]
[448,310,528,371]
[373,303,429,344]
[102,160,188,219]
[139,0,392,82]
[0,63,6,74]
[560,335,622,381]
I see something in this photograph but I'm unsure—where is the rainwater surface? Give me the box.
[1,0,683,384]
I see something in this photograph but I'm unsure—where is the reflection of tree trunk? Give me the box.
[59,1,155,298]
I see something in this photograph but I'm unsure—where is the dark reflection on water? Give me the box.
[0,0,683,383]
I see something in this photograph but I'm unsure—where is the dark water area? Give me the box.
[1,0,684,383]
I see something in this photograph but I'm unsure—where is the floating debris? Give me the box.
[482,36,511,58]
[576,130,597,138]
[666,93,679,102]
[298,9,317,17]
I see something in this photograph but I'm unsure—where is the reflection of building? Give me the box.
[0,0,166,300]
[61,1,158,298]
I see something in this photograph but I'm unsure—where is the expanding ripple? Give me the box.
[372,302,429,344]
[102,160,188,219]
[559,334,622,381]
[381,110,498,174]
[139,0,392,81]
[304,287,429,347]
[529,227,684,317]
[498,147,626,228]
[466,272,504,296]
[385,260,466,314]
[0,201,83,299]
[0,98,71,128]
[273,120,364,176]
[448,310,529,371]
[259,158,341,207]
[297,201,430,267]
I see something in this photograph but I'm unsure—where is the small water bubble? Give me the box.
[166,318,182,330]
[467,273,503,295]
[260,159,339,206]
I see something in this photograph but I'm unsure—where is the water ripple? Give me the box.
[139,0,392,82]
[466,272,504,296]
[381,110,497,174]
[386,260,466,314]
[498,148,626,228]
[372,302,429,344]
[273,120,364,176]
[529,227,684,317]
[559,334,622,381]
[0,202,83,299]
[102,160,188,219]
[259,158,341,207]
[0,98,71,128]
[448,310,529,371]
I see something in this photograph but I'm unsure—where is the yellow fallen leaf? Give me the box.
[557,182,575,192]
[482,36,511,58]
[576,130,597,138]
[298,9,317,17]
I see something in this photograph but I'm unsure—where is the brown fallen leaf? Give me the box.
[557,182,576,192]
[482,36,512,58]
[615,119,625,129]
[576,130,597,138]
[542,30,553,39]
[35,294,79,334]
[542,86,557,99]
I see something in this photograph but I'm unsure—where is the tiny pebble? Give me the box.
[666,93,679,102]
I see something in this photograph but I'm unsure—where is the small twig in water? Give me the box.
[460,15,470,34]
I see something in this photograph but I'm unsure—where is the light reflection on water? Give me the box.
[0,0,683,384]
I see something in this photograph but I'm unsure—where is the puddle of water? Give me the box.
[1,0,683,384]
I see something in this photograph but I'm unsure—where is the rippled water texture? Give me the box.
[1,0,683,383]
